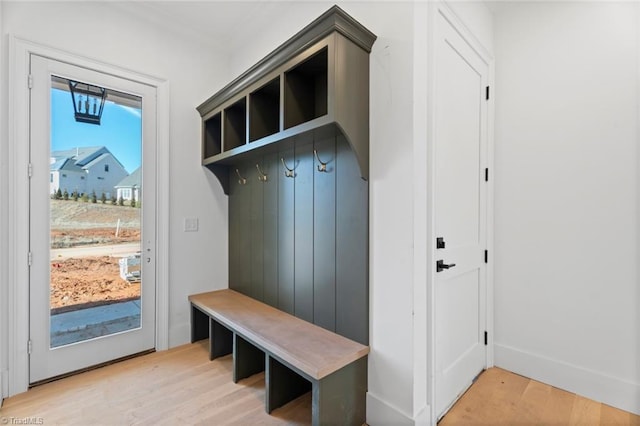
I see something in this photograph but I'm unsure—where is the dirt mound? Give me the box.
[51,256,140,309]
[50,199,140,230]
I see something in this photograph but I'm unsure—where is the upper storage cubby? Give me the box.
[198,5,376,194]
[223,98,247,151]
[250,77,280,142]
[284,47,328,129]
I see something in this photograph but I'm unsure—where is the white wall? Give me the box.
[0,1,230,394]
[493,2,640,414]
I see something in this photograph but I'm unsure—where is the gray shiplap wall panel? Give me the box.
[229,133,367,345]
[251,159,265,301]
[238,162,253,297]
[228,168,241,289]
[278,148,296,314]
[263,153,279,307]
[312,131,337,332]
[335,134,369,344]
[293,135,314,323]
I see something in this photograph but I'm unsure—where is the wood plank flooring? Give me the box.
[2,344,638,425]
[0,341,311,425]
[439,367,640,426]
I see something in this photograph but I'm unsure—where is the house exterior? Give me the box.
[50,146,128,198]
[115,166,141,201]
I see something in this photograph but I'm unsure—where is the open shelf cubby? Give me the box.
[284,47,328,130]
[224,98,247,152]
[203,112,222,158]
[249,77,281,142]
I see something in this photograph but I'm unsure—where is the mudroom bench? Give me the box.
[189,289,369,426]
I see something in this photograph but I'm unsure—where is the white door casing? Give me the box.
[7,36,169,395]
[433,9,490,419]
[29,55,157,382]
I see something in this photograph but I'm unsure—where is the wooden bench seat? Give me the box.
[189,289,369,426]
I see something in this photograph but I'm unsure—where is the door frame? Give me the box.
[6,35,170,396]
[423,3,495,424]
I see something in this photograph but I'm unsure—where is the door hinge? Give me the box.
[484,331,488,346]
[28,252,33,266]
[484,250,488,264]
[28,163,33,178]
[485,168,489,182]
[485,86,490,100]
[28,74,33,89]
[27,340,32,354]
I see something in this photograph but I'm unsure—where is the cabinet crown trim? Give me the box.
[196,5,376,116]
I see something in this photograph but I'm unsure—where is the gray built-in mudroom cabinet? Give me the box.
[198,6,376,346]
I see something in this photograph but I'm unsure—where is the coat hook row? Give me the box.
[313,149,328,172]
[235,168,247,185]
[281,158,295,178]
[256,164,268,182]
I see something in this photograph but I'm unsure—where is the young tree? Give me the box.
[63,189,69,200]
[130,193,136,208]
[100,192,107,204]
[91,190,97,204]
[55,188,62,200]
[118,196,124,206]
[111,195,117,205]
[72,190,79,201]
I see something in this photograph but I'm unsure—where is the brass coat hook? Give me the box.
[313,149,328,172]
[281,157,295,178]
[256,164,268,182]
[235,168,247,185]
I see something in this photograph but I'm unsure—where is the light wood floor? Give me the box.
[1,341,311,425]
[2,343,638,425]
[439,367,640,426]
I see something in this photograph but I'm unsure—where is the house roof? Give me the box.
[50,146,126,171]
[115,166,141,188]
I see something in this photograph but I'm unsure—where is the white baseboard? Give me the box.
[494,343,640,415]
[366,392,414,426]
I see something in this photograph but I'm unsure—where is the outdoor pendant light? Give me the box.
[68,80,107,125]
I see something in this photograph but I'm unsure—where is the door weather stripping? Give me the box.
[28,74,33,89]
[27,340,33,354]
[28,252,33,266]
[28,163,33,178]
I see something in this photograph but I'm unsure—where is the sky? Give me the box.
[51,87,142,174]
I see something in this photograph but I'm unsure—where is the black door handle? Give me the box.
[436,259,456,273]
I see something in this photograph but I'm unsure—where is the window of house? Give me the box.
[62,174,67,178]
[97,176,104,180]
[104,164,109,172]
[81,176,85,180]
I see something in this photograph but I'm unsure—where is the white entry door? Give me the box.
[434,11,489,419]
[29,55,157,383]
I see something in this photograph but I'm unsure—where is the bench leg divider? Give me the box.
[265,355,312,414]
[312,356,367,426]
[190,305,209,343]
[233,334,265,383]
[209,319,233,361]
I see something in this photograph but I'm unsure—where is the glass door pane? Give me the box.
[49,75,142,348]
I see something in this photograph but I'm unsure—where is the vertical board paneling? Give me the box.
[228,168,240,290]
[335,135,369,345]
[238,162,253,297]
[263,153,279,307]
[278,147,295,314]
[250,159,265,301]
[313,129,336,332]
[294,135,314,323]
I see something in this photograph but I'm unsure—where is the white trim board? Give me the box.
[6,35,170,396]
[495,343,640,416]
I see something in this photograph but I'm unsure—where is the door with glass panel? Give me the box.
[29,55,157,383]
